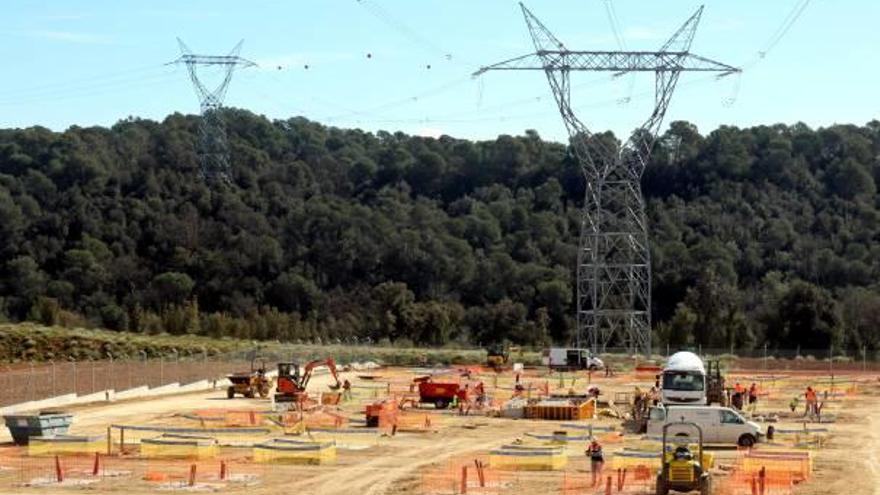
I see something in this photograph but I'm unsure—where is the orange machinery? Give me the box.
[275,358,341,403]
[413,376,484,409]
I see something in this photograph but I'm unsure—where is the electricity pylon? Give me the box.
[475,4,739,356]
[170,39,256,183]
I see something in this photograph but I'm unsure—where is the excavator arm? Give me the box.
[300,358,341,391]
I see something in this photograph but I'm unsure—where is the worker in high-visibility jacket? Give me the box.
[732,382,745,410]
[805,386,818,417]
[586,440,604,486]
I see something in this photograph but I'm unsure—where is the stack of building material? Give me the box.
[28,435,104,456]
[523,398,595,420]
[140,434,218,459]
[303,427,380,450]
[489,445,567,471]
[253,438,336,464]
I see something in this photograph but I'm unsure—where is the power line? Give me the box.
[354,0,465,66]
[761,0,813,57]
[0,70,179,107]
[322,75,473,122]
[603,0,627,51]
[743,0,814,69]
[313,73,725,127]
[602,0,636,105]
[0,64,171,100]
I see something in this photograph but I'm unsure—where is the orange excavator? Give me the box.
[275,358,342,403]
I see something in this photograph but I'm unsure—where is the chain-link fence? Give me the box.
[0,355,249,407]
[598,344,880,372]
[2,343,879,408]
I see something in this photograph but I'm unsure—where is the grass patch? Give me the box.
[0,323,548,366]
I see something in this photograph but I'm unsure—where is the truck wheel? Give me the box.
[700,475,712,495]
[435,399,449,410]
[655,475,668,495]
[245,390,255,399]
[227,387,235,399]
[738,434,756,447]
[588,364,598,371]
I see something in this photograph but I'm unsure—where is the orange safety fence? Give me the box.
[397,411,437,431]
[376,401,399,435]
[138,457,265,486]
[716,469,795,495]
[189,409,270,427]
[419,456,510,494]
[735,449,812,482]
[634,365,662,381]
[0,449,266,489]
[560,467,653,495]
[378,404,437,433]
[301,409,350,429]
[596,432,625,444]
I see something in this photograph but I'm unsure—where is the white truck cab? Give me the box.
[661,351,707,405]
[647,405,763,447]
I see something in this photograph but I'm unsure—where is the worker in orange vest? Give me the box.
[586,440,604,486]
[748,383,759,412]
[804,386,818,417]
[732,383,745,410]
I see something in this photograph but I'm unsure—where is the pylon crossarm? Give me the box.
[177,54,256,66]
[474,51,738,76]
[477,3,739,355]
[170,39,255,184]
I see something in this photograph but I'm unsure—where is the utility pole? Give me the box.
[475,3,739,356]
[170,39,256,183]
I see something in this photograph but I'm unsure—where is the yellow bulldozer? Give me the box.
[656,421,712,495]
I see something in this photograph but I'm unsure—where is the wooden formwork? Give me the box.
[524,399,595,421]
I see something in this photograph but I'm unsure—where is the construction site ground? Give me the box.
[0,363,877,495]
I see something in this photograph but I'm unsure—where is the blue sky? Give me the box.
[0,0,875,142]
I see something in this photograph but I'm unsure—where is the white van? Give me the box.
[647,405,763,447]
[541,348,604,370]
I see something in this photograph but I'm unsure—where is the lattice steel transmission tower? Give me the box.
[475,4,739,355]
[170,39,256,183]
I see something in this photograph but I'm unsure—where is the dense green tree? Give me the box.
[151,272,195,307]
[0,110,876,349]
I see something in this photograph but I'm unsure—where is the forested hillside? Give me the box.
[0,110,878,351]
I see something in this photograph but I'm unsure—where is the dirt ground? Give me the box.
[0,365,878,495]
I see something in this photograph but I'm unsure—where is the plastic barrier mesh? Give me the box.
[736,450,812,481]
[419,456,509,495]
[560,468,653,494]
[716,469,795,495]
